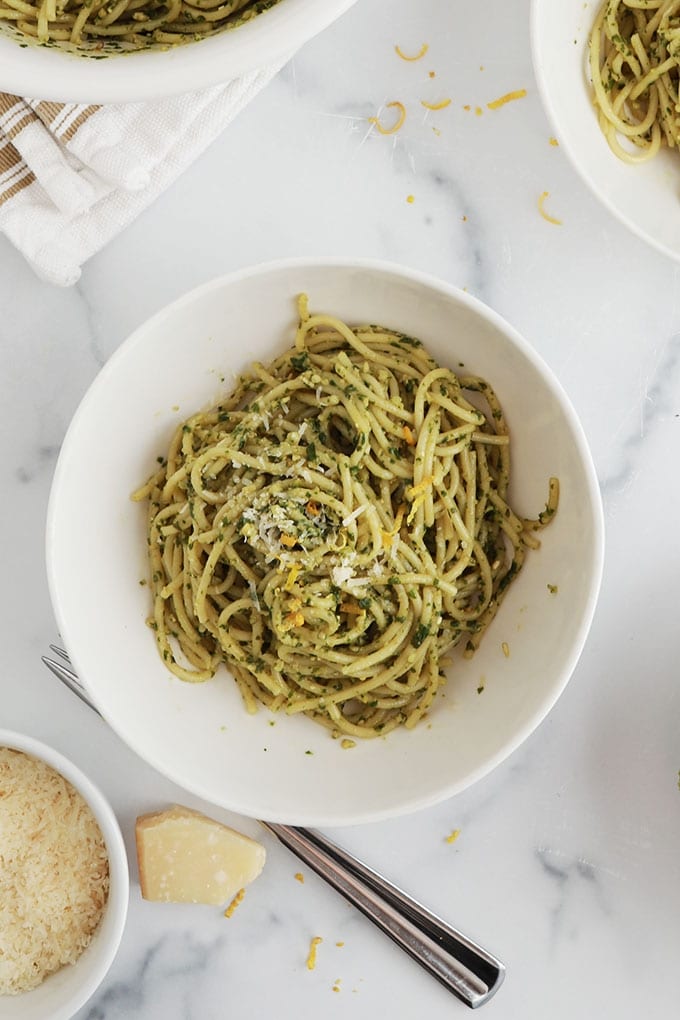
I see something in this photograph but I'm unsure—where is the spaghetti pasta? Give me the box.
[589,0,680,163]
[132,297,558,739]
[0,0,280,51]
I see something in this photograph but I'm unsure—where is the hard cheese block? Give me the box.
[136,805,266,905]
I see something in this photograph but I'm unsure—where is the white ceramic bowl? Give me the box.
[46,257,604,826]
[0,0,358,104]
[0,729,129,1020]
[531,0,680,263]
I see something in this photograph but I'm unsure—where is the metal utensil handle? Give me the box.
[263,822,504,1009]
[43,651,505,1009]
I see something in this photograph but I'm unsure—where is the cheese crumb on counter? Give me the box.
[135,804,265,905]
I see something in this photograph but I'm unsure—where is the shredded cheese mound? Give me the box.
[487,88,527,110]
[0,748,110,995]
[368,101,406,135]
[395,42,428,61]
[538,191,563,226]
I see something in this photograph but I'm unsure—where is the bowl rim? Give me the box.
[0,728,129,1018]
[45,256,605,825]
[529,0,680,265]
[0,0,359,105]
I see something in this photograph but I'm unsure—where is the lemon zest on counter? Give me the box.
[549,136,559,146]
[445,829,461,844]
[307,936,323,970]
[224,888,245,917]
[538,191,562,225]
[421,97,452,110]
[395,41,428,61]
[294,872,304,883]
[369,101,406,135]
[487,88,527,110]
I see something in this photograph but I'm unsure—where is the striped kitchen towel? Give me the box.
[0,65,280,286]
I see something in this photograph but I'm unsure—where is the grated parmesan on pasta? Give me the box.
[0,748,110,996]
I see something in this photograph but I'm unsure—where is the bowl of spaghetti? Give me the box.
[0,0,358,104]
[46,258,604,825]
[531,0,680,263]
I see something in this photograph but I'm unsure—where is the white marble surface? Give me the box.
[2,0,680,1016]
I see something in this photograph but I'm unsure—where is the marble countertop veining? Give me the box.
[2,0,680,1017]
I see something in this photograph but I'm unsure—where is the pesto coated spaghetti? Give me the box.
[590,0,680,164]
[133,298,558,739]
[0,0,279,51]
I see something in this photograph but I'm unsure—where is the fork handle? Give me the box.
[262,822,504,1009]
[43,651,505,1008]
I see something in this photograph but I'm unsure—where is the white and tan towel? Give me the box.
[0,66,280,286]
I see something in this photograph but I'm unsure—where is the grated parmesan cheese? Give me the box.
[0,748,110,996]
[331,564,355,587]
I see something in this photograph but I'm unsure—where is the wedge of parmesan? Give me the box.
[135,805,266,905]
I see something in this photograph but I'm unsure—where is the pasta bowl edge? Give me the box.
[45,257,605,825]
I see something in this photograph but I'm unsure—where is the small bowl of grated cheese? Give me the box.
[0,729,129,1020]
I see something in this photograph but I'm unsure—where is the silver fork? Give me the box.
[42,646,505,1010]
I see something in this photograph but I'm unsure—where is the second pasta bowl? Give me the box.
[531,0,680,262]
[46,258,604,825]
